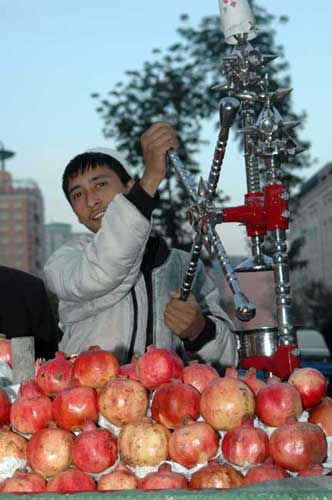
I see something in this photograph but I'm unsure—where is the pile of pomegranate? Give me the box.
[0,344,331,493]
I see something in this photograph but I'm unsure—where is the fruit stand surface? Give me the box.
[1,477,332,500]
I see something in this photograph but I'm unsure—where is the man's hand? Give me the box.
[140,122,178,197]
[164,291,206,341]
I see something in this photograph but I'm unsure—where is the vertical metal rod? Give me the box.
[271,228,296,344]
[242,107,261,193]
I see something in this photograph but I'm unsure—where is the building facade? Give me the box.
[290,162,332,294]
[0,170,45,276]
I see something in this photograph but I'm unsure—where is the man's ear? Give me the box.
[125,178,135,192]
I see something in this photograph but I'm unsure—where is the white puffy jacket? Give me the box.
[44,191,238,368]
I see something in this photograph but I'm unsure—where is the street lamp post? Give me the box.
[0,141,15,171]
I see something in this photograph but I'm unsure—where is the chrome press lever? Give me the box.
[167,97,256,321]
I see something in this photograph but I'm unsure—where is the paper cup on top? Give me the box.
[218,0,257,45]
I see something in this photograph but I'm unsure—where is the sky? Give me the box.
[1,1,331,255]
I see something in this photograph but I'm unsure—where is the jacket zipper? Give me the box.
[127,288,138,362]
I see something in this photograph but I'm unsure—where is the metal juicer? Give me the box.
[167,0,304,379]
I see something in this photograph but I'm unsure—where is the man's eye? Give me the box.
[96,182,107,189]
[72,192,82,201]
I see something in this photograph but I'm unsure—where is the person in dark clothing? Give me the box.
[0,266,60,359]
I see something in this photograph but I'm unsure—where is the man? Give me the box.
[0,266,60,359]
[44,123,238,368]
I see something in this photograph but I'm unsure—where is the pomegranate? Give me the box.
[52,385,98,431]
[98,376,148,427]
[183,361,219,393]
[136,345,183,389]
[240,368,267,396]
[27,427,74,477]
[36,351,73,397]
[0,388,10,427]
[224,367,239,378]
[189,460,243,489]
[256,382,303,427]
[151,380,200,429]
[0,336,11,366]
[119,356,139,381]
[297,464,327,477]
[72,420,118,473]
[119,419,170,467]
[10,395,52,434]
[243,464,290,485]
[168,418,219,468]
[97,462,140,490]
[0,471,46,493]
[309,397,332,436]
[141,463,188,490]
[269,420,327,471]
[19,378,44,399]
[46,468,96,492]
[72,346,119,389]
[288,367,327,409]
[0,427,27,460]
[221,417,269,467]
[200,375,255,430]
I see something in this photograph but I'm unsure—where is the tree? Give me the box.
[92,1,310,252]
[293,281,332,330]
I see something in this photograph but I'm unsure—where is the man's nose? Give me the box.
[86,190,100,208]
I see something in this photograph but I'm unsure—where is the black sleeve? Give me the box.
[32,280,61,360]
[125,181,159,220]
[183,316,216,352]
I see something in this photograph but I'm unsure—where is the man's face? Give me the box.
[68,165,134,233]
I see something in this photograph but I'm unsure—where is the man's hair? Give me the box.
[62,152,132,203]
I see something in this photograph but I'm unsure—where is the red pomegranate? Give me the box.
[256,382,303,427]
[151,380,200,429]
[119,360,139,381]
[10,395,52,434]
[19,378,44,399]
[135,345,183,389]
[168,418,219,468]
[141,463,188,490]
[98,376,148,427]
[72,420,118,473]
[183,362,219,393]
[72,346,119,389]
[36,352,73,397]
[309,397,332,436]
[27,427,74,477]
[189,460,243,489]
[221,417,269,467]
[0,471,46,493]
[0,336,12,366]
[97,462,140,490]
[52,385,98,431]
[240,368,267,396]
[297,464,327,477]
[200,375,255,430]
[0,427,27,460]
[0,389,10,428]
[119,419,170,467]
[46,468,96,492]
[288,367,327,409]
[269,420,327,472]
[243,464,290,485]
